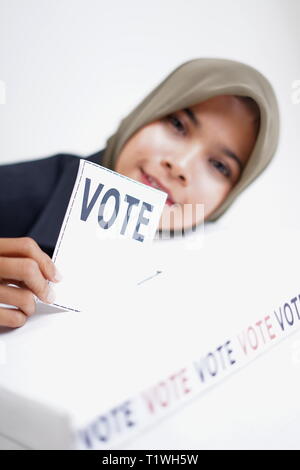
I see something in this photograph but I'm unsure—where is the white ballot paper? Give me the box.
[49,159,167,312]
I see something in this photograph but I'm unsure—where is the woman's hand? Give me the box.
[0,237,61,328]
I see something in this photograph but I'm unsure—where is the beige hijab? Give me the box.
[102,58,280,222]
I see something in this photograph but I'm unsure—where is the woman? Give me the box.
[0,57,280,328]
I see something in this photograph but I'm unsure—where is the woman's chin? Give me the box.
[157,204,205,234]
[157,205,186,233]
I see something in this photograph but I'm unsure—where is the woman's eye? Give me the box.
[167,114,186,135]
[210,158,232,179]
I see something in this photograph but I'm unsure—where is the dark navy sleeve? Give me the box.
[0,149,105,257]
[0,154,75,238]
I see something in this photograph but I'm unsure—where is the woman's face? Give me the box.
[115,94,258,232]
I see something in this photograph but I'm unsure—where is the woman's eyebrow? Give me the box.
[183,108,200,127]
[183,107,244,173]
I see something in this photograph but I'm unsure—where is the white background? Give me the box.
[1,0,300,450]
[0,0,299,231]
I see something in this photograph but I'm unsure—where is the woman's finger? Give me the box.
[0,257,54,304]
[0,307,27,328]
[0,237,60,283]
[0,284,36,316]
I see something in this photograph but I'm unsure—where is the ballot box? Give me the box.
[1,226,300,450]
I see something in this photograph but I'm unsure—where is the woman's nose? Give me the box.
[161,152,195,184]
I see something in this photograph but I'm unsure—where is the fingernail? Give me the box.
[53,267,63,282]
[16,312,26,325]
[46,287,56,304]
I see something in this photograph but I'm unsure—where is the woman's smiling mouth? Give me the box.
[139,168,175,206]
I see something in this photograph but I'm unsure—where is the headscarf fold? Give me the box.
[102,57,280,222]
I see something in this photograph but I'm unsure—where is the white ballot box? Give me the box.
[1,226,300,450]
